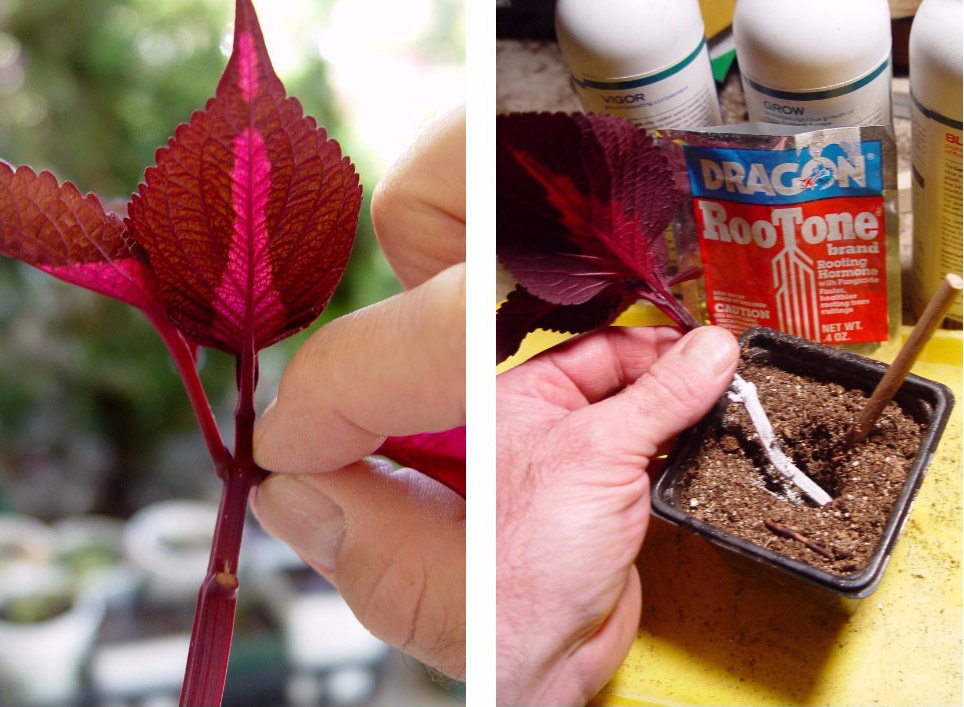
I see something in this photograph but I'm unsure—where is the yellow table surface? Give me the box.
[498,308,962,707]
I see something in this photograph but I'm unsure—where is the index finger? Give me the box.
[371,106,466,289]
[497,326,684,410]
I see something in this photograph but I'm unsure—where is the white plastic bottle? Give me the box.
[909,0,963,326]
[734,0,893,126]
[555,0,722,130]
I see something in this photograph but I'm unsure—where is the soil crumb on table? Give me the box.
[676,354,924,575]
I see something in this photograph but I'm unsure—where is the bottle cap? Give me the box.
[910,0,963,122]
[734,0,892,91]
[555,0,706,80]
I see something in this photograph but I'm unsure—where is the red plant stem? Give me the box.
[179,343,263,707]
[179,468,253,706]
[637,285,701,331]
[234,340,258,468]
[150,313,232,474]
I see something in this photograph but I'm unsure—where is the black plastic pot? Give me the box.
[652,327,955,612]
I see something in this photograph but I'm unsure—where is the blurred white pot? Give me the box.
[54,515,141,607]
[0,563,105,705]
[0,514,57,571]
[123,500,217,601]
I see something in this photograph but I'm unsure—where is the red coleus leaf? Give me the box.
[0,163,166,317]
[496,285,636,365]
[376,426,466,498]
[496,112,700,363]
[127,0,362,356]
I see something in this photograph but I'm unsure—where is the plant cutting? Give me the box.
[497,111,831,503]
[496,111,956,602]
[0,2,463,704]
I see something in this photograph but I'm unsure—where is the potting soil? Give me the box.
[676,353,923,575]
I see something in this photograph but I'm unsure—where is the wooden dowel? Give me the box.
[847,273,963,448]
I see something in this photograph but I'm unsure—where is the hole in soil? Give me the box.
[731,428,844,503]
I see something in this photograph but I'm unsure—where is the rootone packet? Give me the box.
[660,123,899,353]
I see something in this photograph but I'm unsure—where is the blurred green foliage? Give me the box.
[0,0,461,518]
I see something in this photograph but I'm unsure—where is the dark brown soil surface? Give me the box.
[675,352,924,575]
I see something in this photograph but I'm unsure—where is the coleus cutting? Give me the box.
[496,111,830,506]
[496,111,701,364]
[0,2,463,705]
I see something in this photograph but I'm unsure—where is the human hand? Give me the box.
[251,107,466,678]
[496,325,739,705]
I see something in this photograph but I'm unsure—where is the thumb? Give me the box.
[253,262,466,475]
[578,325,739,460]
[250,459,465,679]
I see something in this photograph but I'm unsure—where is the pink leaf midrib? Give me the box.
[242,30,258,345]
[213,125,280,350]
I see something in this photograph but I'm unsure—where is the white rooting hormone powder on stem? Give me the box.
[727,373,833,506]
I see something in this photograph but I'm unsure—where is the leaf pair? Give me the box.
[1,0,464,497]
[496,112,701,363]
[1,0,361,360]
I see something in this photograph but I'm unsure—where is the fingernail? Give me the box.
[253,475,345,571]
[678,326,739,376]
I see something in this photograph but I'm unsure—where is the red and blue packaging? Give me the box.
[662,124,899,349]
